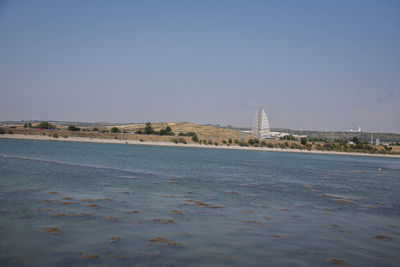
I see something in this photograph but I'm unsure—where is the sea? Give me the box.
[0,138,399,266]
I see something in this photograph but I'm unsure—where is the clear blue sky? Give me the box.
[1,0,399,132]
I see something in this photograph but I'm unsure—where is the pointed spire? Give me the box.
[252,108,270,139]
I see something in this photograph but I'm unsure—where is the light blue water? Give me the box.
[0,139,399,266]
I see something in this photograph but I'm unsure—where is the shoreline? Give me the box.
[1,134,400,158]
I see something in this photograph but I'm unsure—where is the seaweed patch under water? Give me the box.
[87,204,100,208]
[80,252,99,260]
[170,210,182,215]
[49,214,71,218]
[108,236,121,242]
[271,234,288,239]
[153,218,175,224]
[243,220,263,226]
[329,259,345,265]
[44,227,60,234]
[149,237,183,247]
[38,208,52,212]
[335,200,352,204]
[185,200,223,208]
[372,235,392,240]
[127,210,140,213]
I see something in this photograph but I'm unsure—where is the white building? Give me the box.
[252,108,271,139]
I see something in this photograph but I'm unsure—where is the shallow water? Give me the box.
[0,139,399,266]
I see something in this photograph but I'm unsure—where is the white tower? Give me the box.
[252,108,270,139]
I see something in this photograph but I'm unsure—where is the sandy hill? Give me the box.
[105,122,248,140]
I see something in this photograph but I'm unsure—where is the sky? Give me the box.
[0,0,399,132]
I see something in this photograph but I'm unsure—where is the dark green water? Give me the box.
[0,139,399,266]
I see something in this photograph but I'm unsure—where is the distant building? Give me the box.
[252,108,271,139]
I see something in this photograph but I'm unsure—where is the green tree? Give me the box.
[68,125,80,131]
[352,137,359,144]
[159,126,174,136]
[192,135,199,142]
[36,121,54,129]
[23,123,28,128]
[144,122,154,134]
[300,137,307,145]
[93,127,99,132]
[110,127,121,133]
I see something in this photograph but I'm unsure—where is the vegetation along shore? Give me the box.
[1,121,399,158]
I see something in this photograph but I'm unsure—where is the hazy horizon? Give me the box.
[1,1,399,133]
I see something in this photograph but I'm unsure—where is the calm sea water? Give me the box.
[0,139,399,266]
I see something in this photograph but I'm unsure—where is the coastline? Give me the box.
[1,134,400,158]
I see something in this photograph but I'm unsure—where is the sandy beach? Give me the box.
[1,134,399,158]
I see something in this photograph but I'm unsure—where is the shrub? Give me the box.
[0,128,5,134]
[53,133,58,138]
[144,122,154,134]
[178,138,187,144]
[208,140,213,145]
[139,139,143,142]
[228,138,232,144]
[159,126,174,136]
[214,142,219,146]
[136,129,143,134]
[266,143,273,148]
[36,121,55,129]
[170,138,179,144]
[110,127,120,133]
[7,130,13,134]
[234,139,239,144]
[300,137,307,145]
[23,123,28,128]
[222,140,227,144]
[239,141,248,147]
[68,125,80,131]
[93,127,99,132]
[192,135,199,142]
[261,141,266,146]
